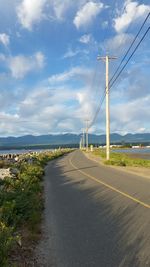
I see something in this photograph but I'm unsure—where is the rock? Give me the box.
[10,168,20,176]
[0,168,11,180]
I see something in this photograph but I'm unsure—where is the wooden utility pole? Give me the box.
[79,138,82,150]
[82,128,85,149]
[98,55,117,160]
[85,120,89,151]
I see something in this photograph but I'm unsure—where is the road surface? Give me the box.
[36,150,150,267]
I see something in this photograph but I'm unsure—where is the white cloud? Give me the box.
[51,0,73,20]
[62,47,88,59]
[17,0,47,30]
[49,0,89,21]
[8,52,45,79]
[15,85,84,134]
[111,95,150,134]
[76,90,94,120]
[79,34,92,44]
[0,53,6,61]
[63,48,81,59]
[0,66,149,136]
[0,33,10,47]
[101,20,108,29]
[114,1,150,33]
[16,0,104,29]
[74,1,104,29]
[16,0,88,28]
[35,52,45,68]
[105,33,133,54]
[48,66,91,84]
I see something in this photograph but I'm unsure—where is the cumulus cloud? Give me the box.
[0,33,10,47]
[79,34,92,44]
[0,64,96,136]
[73,1,104,29]
[8,52,45,79]
[0,65,149,136]
[105,33,133,54]
[75,90,94,121]
[63,48,81,59]
[17,0,47,30]
[62,47,89,59]
[48,66,92,84]
[14,85,85,135]
[111,95,150,134]
[114,1,150,33]
[16,0,88,29]
[51,0,73,20]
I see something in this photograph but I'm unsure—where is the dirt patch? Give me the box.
[9,227,41,267]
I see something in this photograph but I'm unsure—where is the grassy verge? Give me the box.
[0,149,71,266]
[92,149,150,167]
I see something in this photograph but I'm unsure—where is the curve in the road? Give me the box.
[69,153,150,209]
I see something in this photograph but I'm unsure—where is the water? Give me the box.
[0,148,53,155]
[111,148,150,160]
[112,148,150,154]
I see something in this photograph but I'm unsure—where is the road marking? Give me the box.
[69,155,150,209]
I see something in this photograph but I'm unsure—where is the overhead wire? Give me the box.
[109,12,150,86]
[109,26,150,90]
[83,60,100,123]
[88,13,150,130]
[88,8,131,129]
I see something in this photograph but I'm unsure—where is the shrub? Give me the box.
[92,149,150,167]
[0,222,19,267]
[0,149,71,265]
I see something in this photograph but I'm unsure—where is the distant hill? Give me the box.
[0,133,150,148]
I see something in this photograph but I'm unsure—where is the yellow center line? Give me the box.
[69,155,150,210]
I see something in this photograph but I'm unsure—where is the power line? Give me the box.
[88,91,105,128]
[109,12,150,86]
[88,26,150,130]
[89,10,149,128]
[109,26,150,90]
[84,60,100,122]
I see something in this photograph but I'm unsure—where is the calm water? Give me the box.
[111,148,150,160]
[112,148,150,154]
[0,148,53,155]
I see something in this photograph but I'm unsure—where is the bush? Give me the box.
[0,149,71,266]
[0,222,19,267]
[92,149,150,167]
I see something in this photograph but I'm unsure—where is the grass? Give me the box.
[0,149,71,266]
[92,149,150,167]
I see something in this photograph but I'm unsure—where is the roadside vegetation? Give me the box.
[92,149,150,167]
[0,149,71,266]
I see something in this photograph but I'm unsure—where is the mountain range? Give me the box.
[0,133,150,148]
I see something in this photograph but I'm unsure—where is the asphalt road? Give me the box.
[36,150,150,267]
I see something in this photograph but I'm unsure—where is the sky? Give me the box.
[0,0,150,137]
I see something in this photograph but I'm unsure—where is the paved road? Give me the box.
[37,150,150,267]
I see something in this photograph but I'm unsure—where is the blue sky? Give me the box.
[0,0,150,137]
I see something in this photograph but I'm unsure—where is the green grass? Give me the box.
[0,149,71,266]
[92,149,150,167]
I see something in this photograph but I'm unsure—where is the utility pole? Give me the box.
[85,120,89,151]
[82,128,85,149]
[98,55,117,160]
[79,138,82,150]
